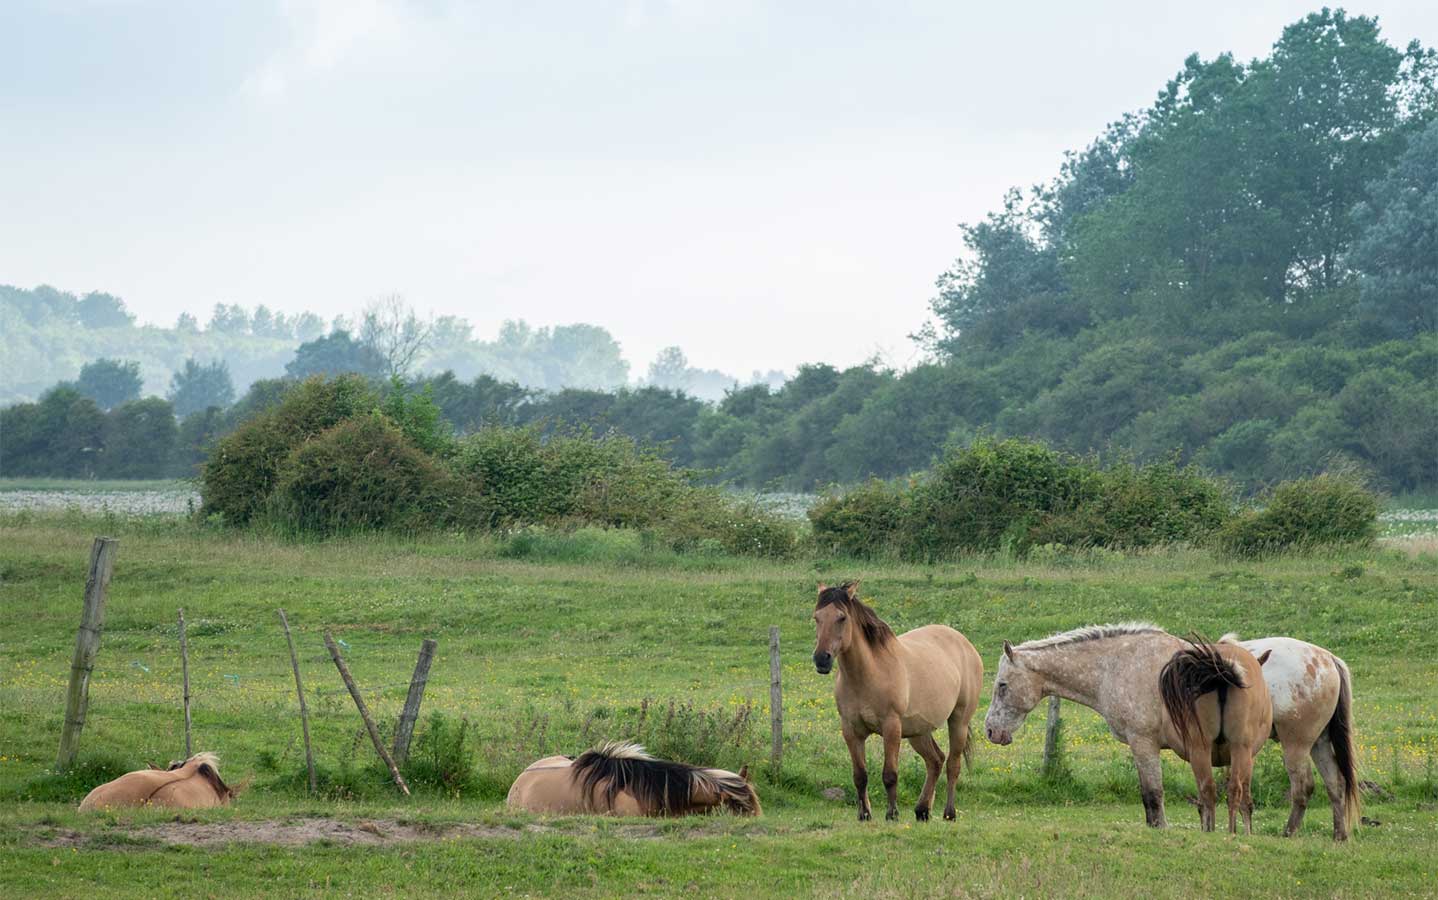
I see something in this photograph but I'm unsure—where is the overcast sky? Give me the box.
[3,1,1435,378]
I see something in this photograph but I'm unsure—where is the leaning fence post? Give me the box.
[324,631,410,796]
[392,638,437,767]
[1041,696,1062,775]
[56,537,118,771]
[769,626,783,775]
[278,609,317,794]
[178,608,192,757]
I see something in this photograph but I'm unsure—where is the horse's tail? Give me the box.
[1160,637,1247,750]
[963,724,974,768]
[1327,657,1361,834]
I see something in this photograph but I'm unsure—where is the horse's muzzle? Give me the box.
[985,725,1013,746]
[813,651,833,674]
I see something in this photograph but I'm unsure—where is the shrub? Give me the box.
[809,479,908,558]
[1217,472,1380,556]
[201,375,376,525]
[660,490,802,558]
[812,437,1235,560]
[403,712,479,796]
[270,413,464,534]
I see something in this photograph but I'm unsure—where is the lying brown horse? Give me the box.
[812,581,983,822]
[79,752,235,811]
[1227,634,1361,840]
[1159,635,1273,834]
[506,742,761,816]
[985,624,1271,832]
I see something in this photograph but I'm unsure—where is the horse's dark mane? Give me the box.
[570,743,756,816]
[1159,636,1247,748]
[816,587,895,649]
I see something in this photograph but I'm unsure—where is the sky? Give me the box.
[3,1,1436,379]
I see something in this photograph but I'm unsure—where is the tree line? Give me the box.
[3,10,1435,493]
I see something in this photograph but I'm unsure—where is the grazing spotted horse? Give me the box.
[984,624,1272,833]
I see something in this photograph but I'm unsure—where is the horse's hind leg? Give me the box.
[1228,749,1256,835]
[1310,736,1349,842]
[943,712,968,820]
[1280,739,1315,837]
[908,734,944,822]
[1188,747,1218,832]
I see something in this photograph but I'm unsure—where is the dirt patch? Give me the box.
[29,817,551,849]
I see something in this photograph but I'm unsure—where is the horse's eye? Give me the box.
[837,615,847,623]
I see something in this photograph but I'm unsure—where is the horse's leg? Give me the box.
[843,728,872,822]
[1189,745,1217,832]
[881,717,903,821]
[908,734,944,822]
[942,712,967,821]
[1310,736,1348,842]
[1131,742,1167,828]
[1227,750,1252,834]
[1280,738,1315,837]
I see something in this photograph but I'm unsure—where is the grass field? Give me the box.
[1,514,1436,897]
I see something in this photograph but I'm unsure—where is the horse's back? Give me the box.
[78,770,166,811]
[896,624,983,726]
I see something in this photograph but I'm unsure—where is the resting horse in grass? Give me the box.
[1224,634,1360,841]
[506,742,761,816]
[811,581,983,822]
[984,625,1271,833]
[78,752,236,811]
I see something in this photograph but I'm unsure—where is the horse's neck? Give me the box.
[837,634,897,685]
[1028,644,1110,709]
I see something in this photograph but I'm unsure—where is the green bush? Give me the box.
[201,375,376,525]
[270,413,465,534]
[1217,472,1380,556]
[808,479,908,558]
[812,438,1234,560]
[659,490,801,558]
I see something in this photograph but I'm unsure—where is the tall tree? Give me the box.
[1352,118,1438,337]
[76,358,143,411]
[101,398,178,478]
[168,359,236,416]
[75,291,134,328]
[359,294,434,379]
[286,331,385,380]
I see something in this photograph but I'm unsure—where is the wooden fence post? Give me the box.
[769,626,783,775]
[178,608,192,758]
[1041,696,1062,775]
[56,537,118,771]
[392,638,437,767]
[324,632,410,796]
[278,609,317,794]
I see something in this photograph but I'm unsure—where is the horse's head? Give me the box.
[984,641,1045,746]
[698,765,762,817]
[812,581,860,674]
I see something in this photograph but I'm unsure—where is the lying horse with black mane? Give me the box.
[506,742,761,816]
[79,752,237,811]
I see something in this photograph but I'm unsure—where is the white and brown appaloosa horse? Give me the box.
[78,752,236,811]
[984,624,1272,833]
[811,581,983,822]
[1224,634,1361,840]
[506,742,761,817]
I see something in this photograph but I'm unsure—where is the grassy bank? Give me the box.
[1,515,1435,897]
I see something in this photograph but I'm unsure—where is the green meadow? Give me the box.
[1,515,1436,897]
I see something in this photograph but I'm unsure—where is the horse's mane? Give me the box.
[816,586,895,649]
[571,742,757,816]
[1017,622,1164,651]
[179,752,233,799]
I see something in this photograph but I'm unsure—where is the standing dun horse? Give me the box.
[507,742,761,816]
[1226,634,1361,840]
[984,624,1271,833]
[811,581,983,822]
[78,752,236,811]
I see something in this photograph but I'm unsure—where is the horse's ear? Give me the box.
[739,765,751,783]
[817,582,828,593]
[842,580,860,600]
[146,762,163,770]
[1256,649,1272,666]
[1003,640,1016,662]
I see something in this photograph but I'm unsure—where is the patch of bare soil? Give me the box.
[29,817,557,849]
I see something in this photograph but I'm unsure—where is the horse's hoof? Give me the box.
[914,806,930,822]
[943,808,956,821]
[858,810,871,822]
[886,810,899,822]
